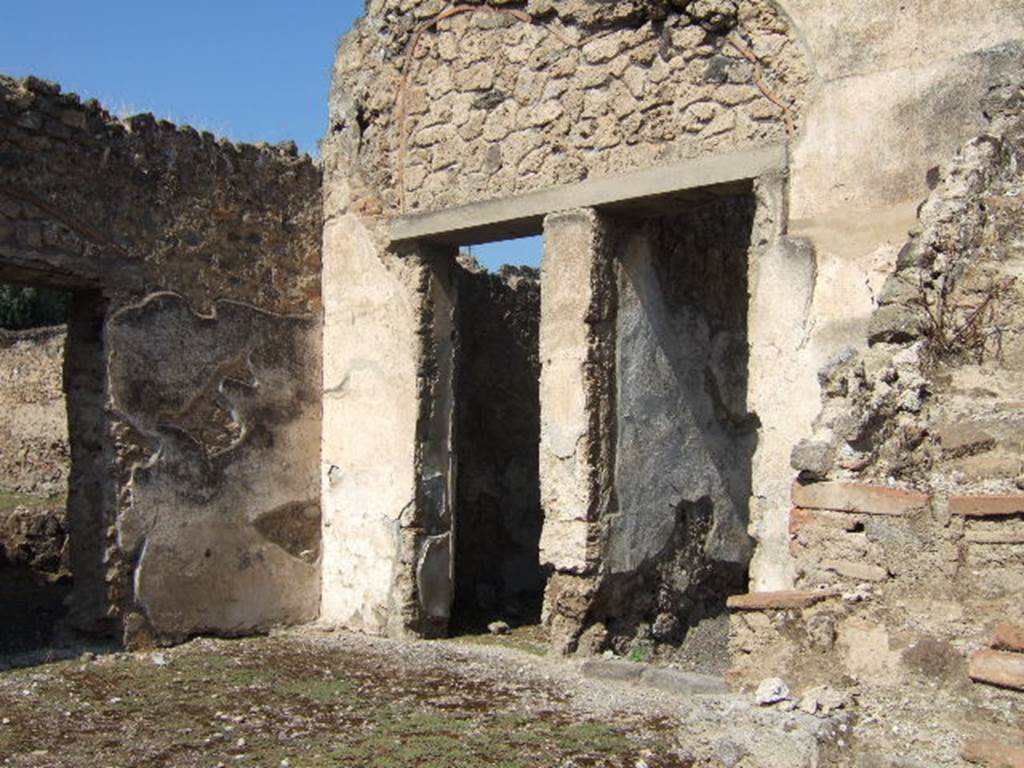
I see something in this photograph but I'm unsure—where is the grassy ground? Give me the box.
[0,632,692,768]
[0,492,64,515]
[447,623,549,657]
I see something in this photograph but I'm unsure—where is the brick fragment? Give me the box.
[792,481,929,516]
[992,624,1024,653]
[966,530,1024,545]
[950,495,1024,518]
[726,590,840,611]
[968,649,1024,691]
[962,739,1024,768]
[789,508,861,536]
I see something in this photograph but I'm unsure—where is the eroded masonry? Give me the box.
[2,0,1024,765]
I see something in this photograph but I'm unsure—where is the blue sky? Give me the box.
[0,0,541,270]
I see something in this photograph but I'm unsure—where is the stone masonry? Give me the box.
[2,1,1024,766]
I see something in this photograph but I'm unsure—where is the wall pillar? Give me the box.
[538,208,617,651]
[320,214,456,637]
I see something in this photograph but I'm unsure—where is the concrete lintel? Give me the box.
[389,144,787,246]
[0,244,144,291]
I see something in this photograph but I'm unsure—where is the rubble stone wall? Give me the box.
[0,326,68,498]
[749,0,1024,593]
[322,0,1024,647]
[0,74,323,644]
[332,0,809,215]
[730,92,1024,767]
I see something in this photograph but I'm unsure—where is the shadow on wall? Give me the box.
[591,196,759,665]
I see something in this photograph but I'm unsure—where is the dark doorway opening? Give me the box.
[594,193,758,669]
[0,281,109,662]
[450,237,547,633]
[0,283,71,656]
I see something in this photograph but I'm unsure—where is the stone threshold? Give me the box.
[578,657,729,696]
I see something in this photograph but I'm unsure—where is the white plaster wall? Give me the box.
[320,215,422,633]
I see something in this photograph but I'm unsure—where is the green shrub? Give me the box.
[0,285,69,329]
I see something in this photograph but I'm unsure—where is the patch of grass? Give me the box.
[0,634,677,768]
[447,624,548,657]
[627,645,652,663]
[0,491,65,514]
[282,677,355,704]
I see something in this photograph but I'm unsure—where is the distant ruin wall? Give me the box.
[0,74,323,644]
[0,326,67,498]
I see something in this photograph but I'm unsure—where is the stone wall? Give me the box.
[748,0,1024,594]
[0,326,68,498]
[321,0,1024,657]
[329,0,809,214]
[729,91,1024,767]
[0,74,323,645]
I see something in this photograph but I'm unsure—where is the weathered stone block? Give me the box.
[962,739,1024,768]
[992,624,1024,653]
[789,508,862,536]
[822,559,889,582]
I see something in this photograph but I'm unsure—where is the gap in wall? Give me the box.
[450,236,546,634]
[0,283,72,657]
[464,234,543,272]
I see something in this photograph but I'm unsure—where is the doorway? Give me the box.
[450,235,547,633]
[0,282,108,660]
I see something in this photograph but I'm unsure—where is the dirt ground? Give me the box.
[0,627,700,768]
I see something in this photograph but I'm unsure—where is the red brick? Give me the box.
[726,590,840,611]
[962,739,1024,768]
[950,495,1024,518]
[789,508,813,537]
[792,481,929,516]
[992,624,1024,653]
[969,649,1024,691]
[788,508,861,537]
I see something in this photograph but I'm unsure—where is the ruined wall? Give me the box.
[730,93,1024,767]
[323,0,809,640]
[748,0,1024,593]
[0,75,323,644]
[0,326,68,497]
[333,0,809,215]
[323,0,1024,646]
[452,259,543,625]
